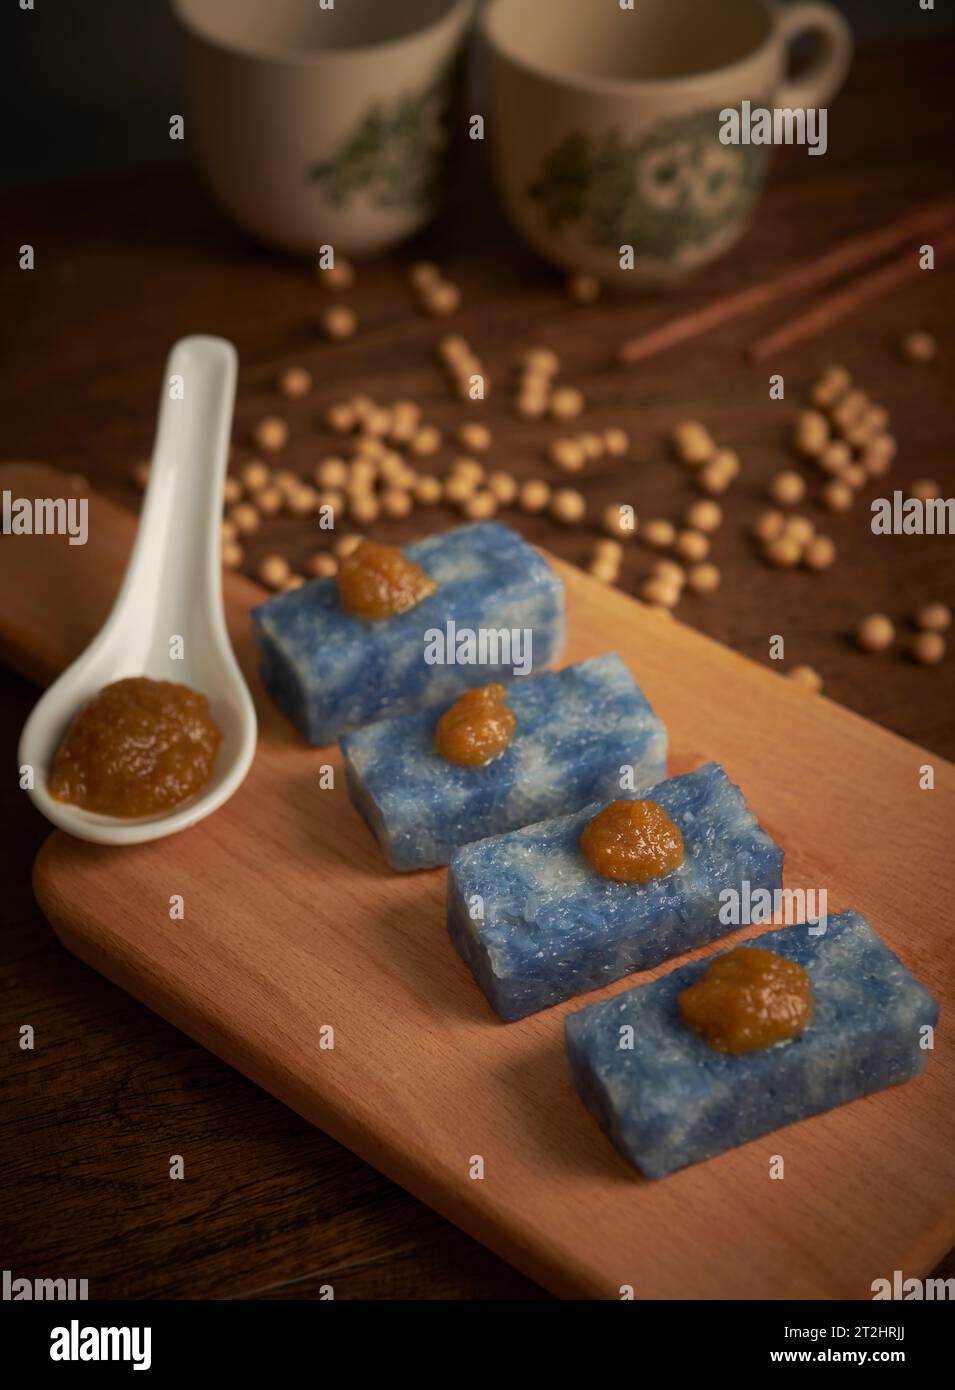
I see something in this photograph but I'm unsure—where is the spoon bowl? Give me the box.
[18,335,257,845]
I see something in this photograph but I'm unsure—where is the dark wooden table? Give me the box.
[2,35,953,1298]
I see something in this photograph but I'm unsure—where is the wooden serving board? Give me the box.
[4,462,954,1300]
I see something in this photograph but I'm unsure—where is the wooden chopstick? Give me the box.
[748,227,955,361]
[617,197,955,366]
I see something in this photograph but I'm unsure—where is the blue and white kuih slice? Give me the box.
[341,654,667,870]
[448,761,783,1021]
[565,912,939,1178]
[251,522,565,744]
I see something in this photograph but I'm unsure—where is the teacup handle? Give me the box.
[775,1,853,110]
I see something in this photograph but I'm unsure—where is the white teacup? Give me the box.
[481,0,853,288]
[173,0,475,256]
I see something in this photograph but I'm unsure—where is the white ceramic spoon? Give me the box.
[19,334,257,845]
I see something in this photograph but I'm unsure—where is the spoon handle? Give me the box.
[114,335,238,666]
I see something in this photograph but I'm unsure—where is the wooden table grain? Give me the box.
[1,35,953,1298]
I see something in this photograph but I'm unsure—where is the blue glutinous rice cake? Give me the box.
[250,522,565,744]
[565,912,939,1178]
[340,654,667,871]
[447,761,783,1021]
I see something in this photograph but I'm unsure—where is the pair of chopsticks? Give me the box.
[618,196,955,366]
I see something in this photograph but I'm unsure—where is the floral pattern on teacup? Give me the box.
[306,63,458,213]
[527,107,771,260]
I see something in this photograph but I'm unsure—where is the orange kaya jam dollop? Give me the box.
[49,676,222,818]
[336,539,437,618]
[580,798,685,883]
[434,683,517,766]
[678,946,814,1054]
